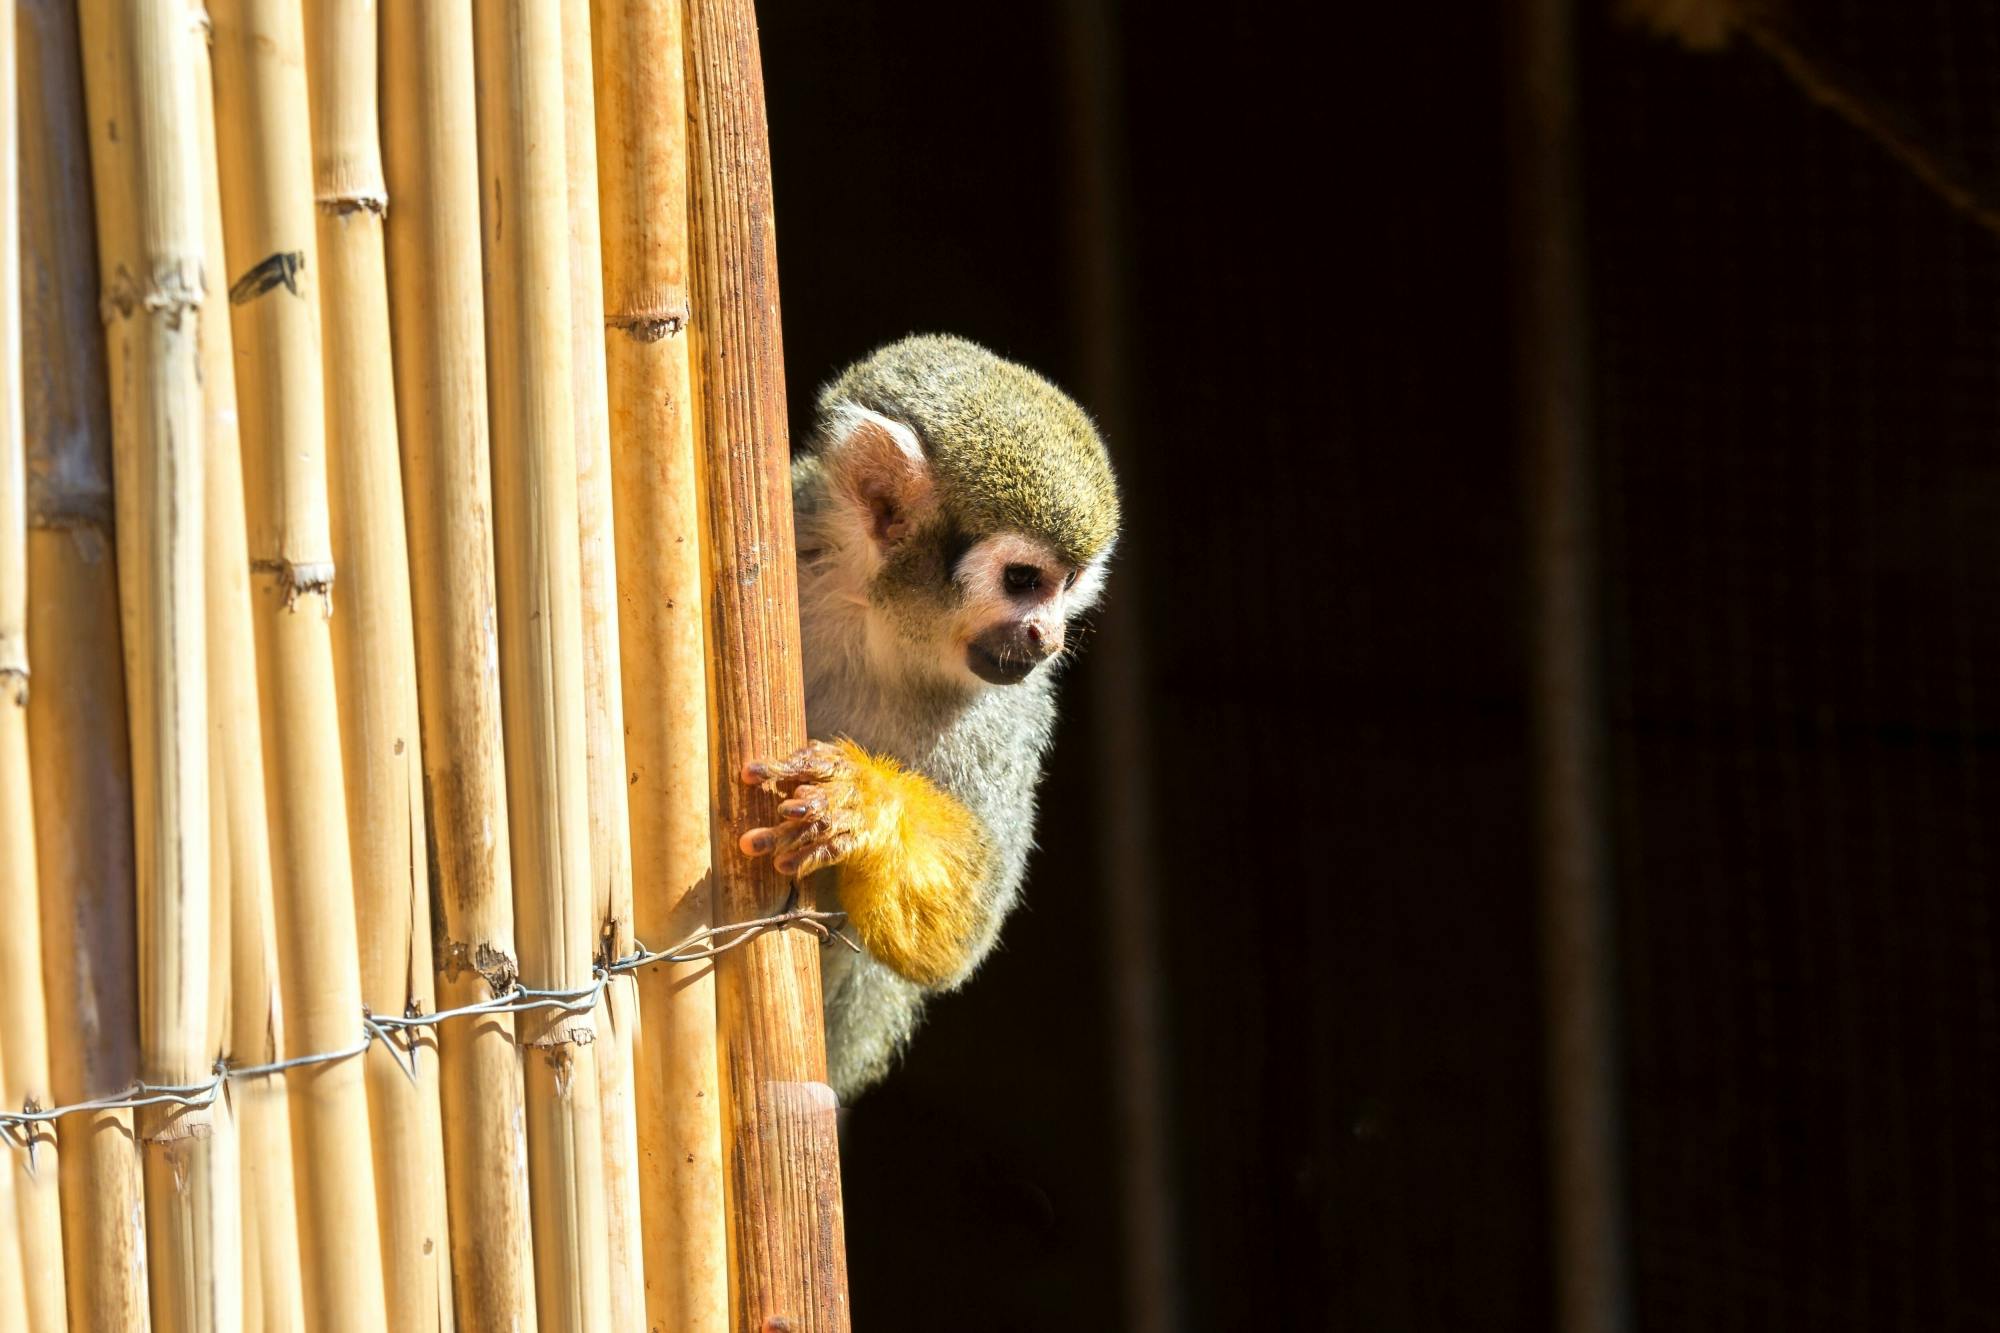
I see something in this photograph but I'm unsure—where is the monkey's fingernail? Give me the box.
[779,800,809,818]
[741,829,776,855]
[742,762,769,784]
[773,854,799,875]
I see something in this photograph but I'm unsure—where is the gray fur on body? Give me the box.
[795,465,1061,1100]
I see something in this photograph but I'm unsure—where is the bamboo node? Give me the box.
[250,557,336,613]
[606,300,691,343]
[439,937,521,995]
[524,1016,597,1053]
[228,251,307,305]
[0,663,28,708]
[143,259,204,328]
[97,259,199,327]
[316,189,388,218]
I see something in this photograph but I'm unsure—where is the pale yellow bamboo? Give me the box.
[589,0,729,1326]
[0,5,68,1323]
[380,4,538,1326]
[204,1,388,1326]
[20,16,147,1324]
[0,1129,26,1332]
[299,4,456,1326]
[73,0,224,1325]
[560,5,646,1325]
[188,4,308,1325]
[472,3,612,1326]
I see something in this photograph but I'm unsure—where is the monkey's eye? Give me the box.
[1002,564,1042,595]
[1063,569,1079,591]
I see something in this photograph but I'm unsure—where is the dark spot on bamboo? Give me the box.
[229,251,306,305]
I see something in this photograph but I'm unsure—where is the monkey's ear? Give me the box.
[825,405,934,546]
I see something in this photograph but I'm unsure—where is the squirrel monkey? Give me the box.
[738,334,1120,1099]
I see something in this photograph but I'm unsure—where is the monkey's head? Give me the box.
[798,334,1119,690]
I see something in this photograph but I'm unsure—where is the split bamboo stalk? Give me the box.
[0,2,69,1321]
[684,1,851,1326]
[204,0,390,1325]
[188,3,308,1323]
[300,4,456,1325]
[589,0,729,1326]
[21,3,149,1324]
[471,4,612,1325]
[379,3,537,1325]
[557,5,647,1325]
[73,0,226,1324]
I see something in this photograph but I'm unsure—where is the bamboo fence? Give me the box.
[0,0,849,1328]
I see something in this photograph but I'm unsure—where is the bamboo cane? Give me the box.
[299,4,456,1326]
[204,0,389,1325]
[684,2,851,1326]
[73,0,225,1325]
[0,36,66,1333]
[379,4,538,1325]
[0,1140,24,1332]
[20,7,149,1325]
[471,4,612,1325]
[558,5,647,1325]
[589,0,729,1326]
[0,4,68,1322]
[180,8,251,1330]
[187,4,308,1324]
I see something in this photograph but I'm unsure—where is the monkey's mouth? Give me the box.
[966,641,1041,686]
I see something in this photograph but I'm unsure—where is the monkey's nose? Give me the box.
[1025,623,1044,649]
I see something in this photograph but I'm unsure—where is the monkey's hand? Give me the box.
[739,739,996,988]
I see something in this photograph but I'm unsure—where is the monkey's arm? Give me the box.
[739,739,997,988]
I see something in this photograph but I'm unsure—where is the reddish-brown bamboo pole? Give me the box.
[0,5,69,1318]
[472,4,612,1325]
[74,0,226,1324]
[380,3,538,1325]
[187,3,308,1323]
[205,0,390,1325]
[21,4,149,1325]
[558,5,648,1325]
[590,0,729,1326]
[684,2,851,1326]
[300,4,456,1325]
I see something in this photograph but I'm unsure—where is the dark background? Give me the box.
[761,2,2000,1329]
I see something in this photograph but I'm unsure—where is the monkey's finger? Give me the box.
[769,817,831,865]
[738,826,781,857]
[784,832,857,879]
[743,741,843,794]
[778,784,829,821]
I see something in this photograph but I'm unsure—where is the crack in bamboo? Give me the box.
[315,191,387,217]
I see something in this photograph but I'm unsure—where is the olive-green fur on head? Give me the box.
[817,334,1119,566]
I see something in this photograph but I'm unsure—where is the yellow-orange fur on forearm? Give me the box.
[826,740,994,988]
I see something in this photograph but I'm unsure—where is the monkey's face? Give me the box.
[947,531,1100,686]
[810,405,1110,691]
